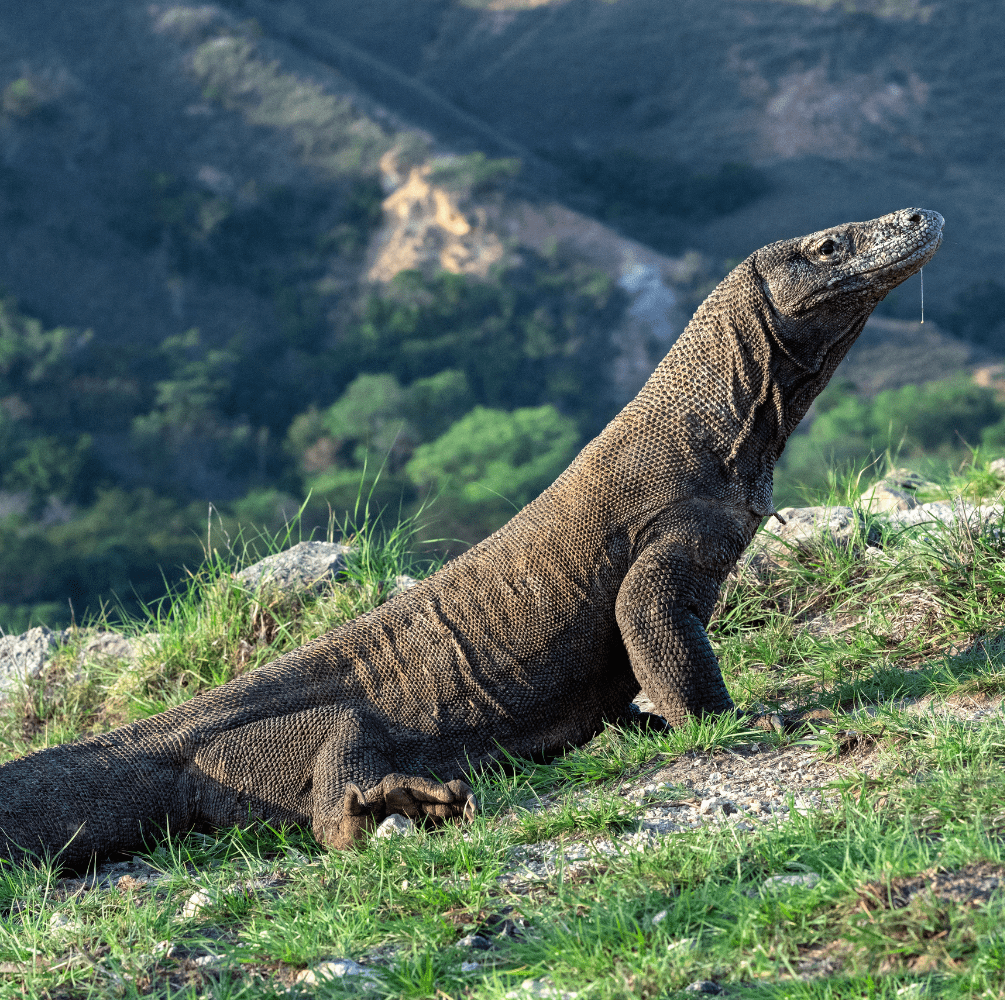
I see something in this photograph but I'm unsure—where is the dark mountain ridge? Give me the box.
[242,0,1003,321]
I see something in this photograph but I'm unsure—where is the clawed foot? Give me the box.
[632,710,671,732]
[380,775,478,825]
[329,774,477,849]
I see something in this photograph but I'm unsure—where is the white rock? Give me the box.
[882,468,937,493]
[770,505,865,548]
[0,626,68,696]
[296,958,378,985]
[666,936,698,954]
[79,631,142,664]
[745,506,869,574]
[762,872,821,891]
[180,890,214,920]
[506,977,577,1000]
[374,813,414,839]
[989,457,1005,479]
[48,911,79,933]
[698,798,737,816]
[460,961,481,973]
[859,482,918,512]
[651,909,668,925]
[458,933,492,949]
[235,541,351,598]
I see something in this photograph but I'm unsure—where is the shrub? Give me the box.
[406,405,579,510]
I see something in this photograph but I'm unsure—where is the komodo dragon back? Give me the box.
[0,209,943,867]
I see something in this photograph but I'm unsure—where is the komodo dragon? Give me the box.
[0,208,942,867]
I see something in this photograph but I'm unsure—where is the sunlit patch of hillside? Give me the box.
[745,0,933,20]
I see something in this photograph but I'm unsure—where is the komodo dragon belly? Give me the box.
[0,208,943,866]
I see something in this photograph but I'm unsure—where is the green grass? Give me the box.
[3,477,1005,997]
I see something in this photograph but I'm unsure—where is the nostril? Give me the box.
[908,213,923,224]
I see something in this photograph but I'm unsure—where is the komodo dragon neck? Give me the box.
[615,208,945,524]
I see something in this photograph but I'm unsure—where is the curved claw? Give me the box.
[345,782,369,813]
[463,794,478,823]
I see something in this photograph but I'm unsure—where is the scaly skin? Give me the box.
[0,208,943,867]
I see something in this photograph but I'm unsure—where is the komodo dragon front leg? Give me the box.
[615,542,733,726]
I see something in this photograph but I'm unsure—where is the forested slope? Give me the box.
[1,0,1003,631]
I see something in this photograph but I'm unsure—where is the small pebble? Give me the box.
[761,872,821,891]
[667,937,698,954]
[652,909,668,925]
[180,890,214,920]
[684,982,723,995]
[296,958,377,985]
[460,961,481,972]
[375,814,414,839]
[699,798,737,816]
[505,978,577,1000]
[458,933,492,950]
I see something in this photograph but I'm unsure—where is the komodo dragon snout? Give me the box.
[0,208,943,868]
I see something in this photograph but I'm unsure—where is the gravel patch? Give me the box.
[498,740,849,890]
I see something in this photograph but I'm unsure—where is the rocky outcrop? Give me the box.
[0,626,69,697]
[747,495,1005,577]
[367,152,507,282]
[0,627,159,697]
[233,541,351,599]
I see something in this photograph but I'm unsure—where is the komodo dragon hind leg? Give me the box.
[616,545,734,727]
[309,708,477,849]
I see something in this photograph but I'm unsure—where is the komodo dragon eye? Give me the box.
[817,239,837,257]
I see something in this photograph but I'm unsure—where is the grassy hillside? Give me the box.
[3,480,1005,996]
[0,5,634,630]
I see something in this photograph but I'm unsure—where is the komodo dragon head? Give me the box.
[745,206,944,438]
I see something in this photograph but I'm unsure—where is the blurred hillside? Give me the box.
[0,0,1003,629]
[261,0,1004,334]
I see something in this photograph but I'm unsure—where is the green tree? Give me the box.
[406,405,579,510]
[285,373,413,476]
[131,329,257,497]
[342,257,622,436]
[0,488,204,629]
[776,374,1005,499]
[285,374,418,518]
[3,434,95,509]
[872,375,1003,451]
